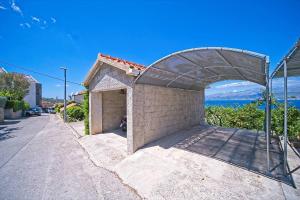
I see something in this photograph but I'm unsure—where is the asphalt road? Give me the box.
[0,114,139,200]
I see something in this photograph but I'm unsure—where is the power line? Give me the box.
[0,59,83,86]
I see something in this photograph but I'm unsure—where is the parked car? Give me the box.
[47,108,56,114]
[25,107,42,116]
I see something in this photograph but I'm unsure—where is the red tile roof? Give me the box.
[99,53,146,71]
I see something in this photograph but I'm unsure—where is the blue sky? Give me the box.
[0,0,299,99]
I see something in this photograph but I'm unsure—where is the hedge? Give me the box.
[66,106,84,122]
[5,100,26,112]
[0,96,7,108]
[205,101,300,141]
[83,89,89,135]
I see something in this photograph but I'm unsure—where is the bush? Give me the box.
[24,102,30,110]
[205,100,300,141]
[0,96,7,108]
[54,103,64,113]
[83,90,89,135]
[66,106,84,122]
[5,100,26,112]
[271,103,300,141]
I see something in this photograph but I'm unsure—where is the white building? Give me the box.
[0,67,42,108]
[71,91,86,104]
[23,75,42,108]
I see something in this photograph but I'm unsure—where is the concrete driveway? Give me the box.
[77,125,300,200]
[0,114,139,200]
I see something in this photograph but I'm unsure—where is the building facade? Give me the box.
[23,75,42,108]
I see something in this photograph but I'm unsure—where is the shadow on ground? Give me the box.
[0,120,21,141]
[107,129,127,138]
[144,125,294,186]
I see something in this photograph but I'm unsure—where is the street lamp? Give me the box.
[60,67,67,122]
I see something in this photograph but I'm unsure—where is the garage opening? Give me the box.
[102,89,127,137]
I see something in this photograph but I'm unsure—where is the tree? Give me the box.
[0,73,30,100]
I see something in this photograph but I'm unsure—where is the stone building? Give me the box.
[84,48,268,154]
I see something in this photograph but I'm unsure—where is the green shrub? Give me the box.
[206,106,237,128]
[235,103,264,131]
[205,100,300,141]
[271,103,300,141]
[66,106,84,122]
[23,102,30,110]
[0,96,7,108]
[54,103,64,113]
[83,90,89,135]
[5,100,25,112]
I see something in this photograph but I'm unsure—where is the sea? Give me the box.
[205,100,300,109]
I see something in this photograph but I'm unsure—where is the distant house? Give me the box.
[0,67,42,108]
[71,91,86,103]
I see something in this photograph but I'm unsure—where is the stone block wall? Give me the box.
[102,90,127,132]
[4,109,22,119]
[89,63,134,92]
[0,108,4,123]
[129,84,204,153]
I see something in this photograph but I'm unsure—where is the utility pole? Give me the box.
[60,67,67,122]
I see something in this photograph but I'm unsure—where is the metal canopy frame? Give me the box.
[270,39,300,175]
[136,47,269,89]
[135,47,272,173]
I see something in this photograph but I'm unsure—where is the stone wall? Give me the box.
[89,63,133,135]
[102,90,126,132]
[0,108,4,123]
[4,109,22,119]
[129,84,204,153]
[89,63,135,92]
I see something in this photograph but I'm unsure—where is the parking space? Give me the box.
[168,126,291,184]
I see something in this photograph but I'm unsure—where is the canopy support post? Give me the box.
[265,61,270,172]
[283,59,288,176]
[269,78,272,137]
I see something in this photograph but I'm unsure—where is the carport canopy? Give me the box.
[272,39,300,78]
[135,47,269,90]
[135,47,272,172]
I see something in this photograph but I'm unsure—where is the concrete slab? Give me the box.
[78,129,127,171]
[280,139,300,199]
[68,121,85,137]
[115,126,300,199]
[73,125,300,199]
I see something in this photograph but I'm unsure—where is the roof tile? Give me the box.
[99,53,146,71]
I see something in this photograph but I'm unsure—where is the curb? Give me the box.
[65,122,82,139]
[54,114,82,139]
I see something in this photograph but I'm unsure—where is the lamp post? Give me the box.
[60,67,67,122]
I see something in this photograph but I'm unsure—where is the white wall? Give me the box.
[23,82,36,108]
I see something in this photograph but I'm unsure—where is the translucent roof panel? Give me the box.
[272,40,300,78]
[136,47,268,90]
